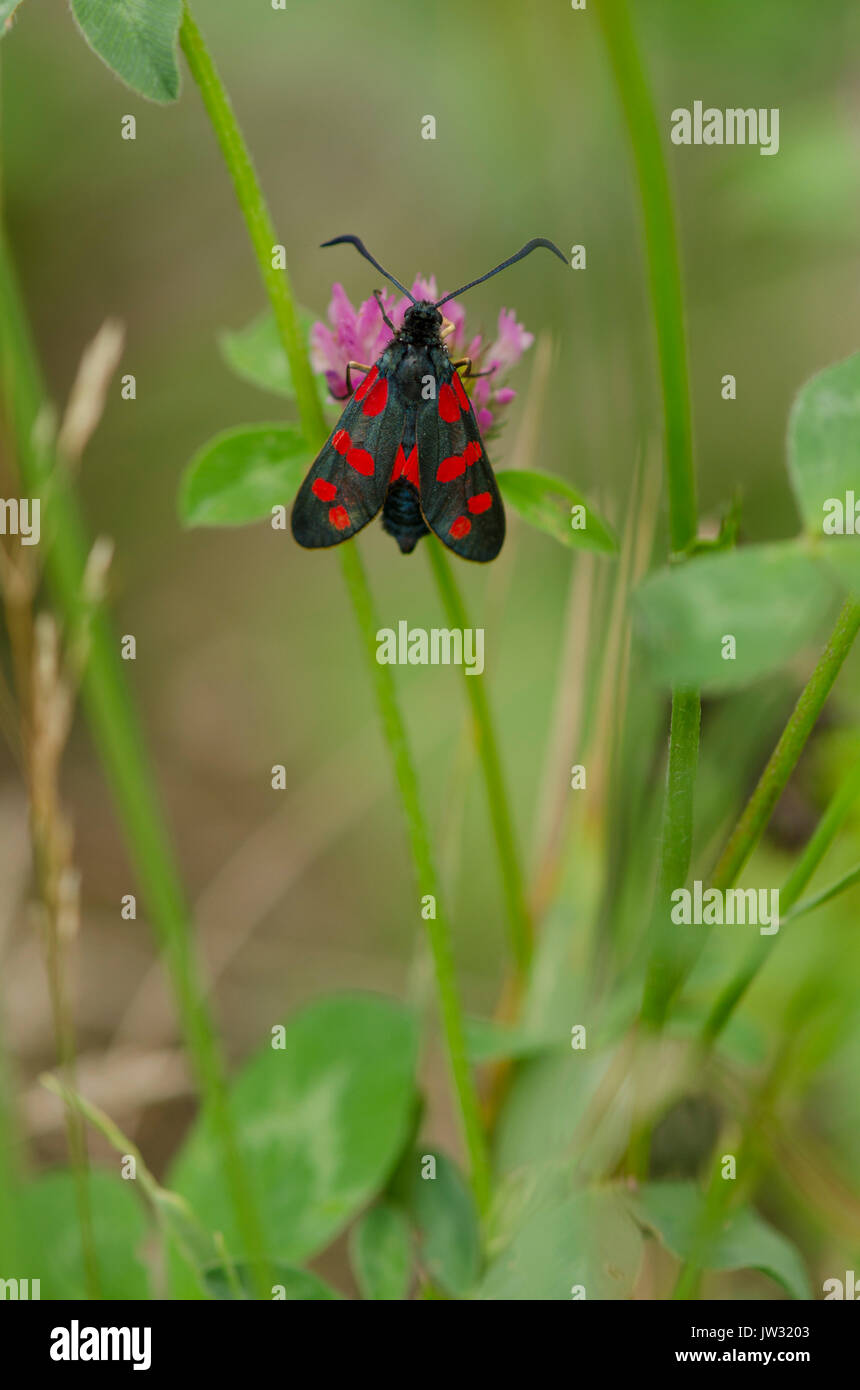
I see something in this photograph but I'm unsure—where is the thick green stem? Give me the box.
[0,232,267,1294]
[710,599,860,893]
[340,543,491,1210]
[425,539,532,976]
[179,3,490,1210]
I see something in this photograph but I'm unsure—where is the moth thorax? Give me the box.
[401,301,443,344]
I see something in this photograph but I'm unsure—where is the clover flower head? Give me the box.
[310,278,532,434]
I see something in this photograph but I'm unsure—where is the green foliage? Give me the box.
[0,1,26,35]
[630,1182,812,1299]
[819,540,860,597]
[393,1149,481,1297]
[219,309,324,400]
[497,468,617,553]
[477,1171,643,1300]
[463,1016,555,1063]
[40,1073,217,1294]
[70,0,182,103]
[789,352,860,595]
[349,1204,413,1301]
[169,995,419,1286]
[789,351,860,533]
[17,1169,150,1299]
[492,1053,598,1176]
[635,542,836,690]
[203,1261,340,1300]
[179,424,308,527]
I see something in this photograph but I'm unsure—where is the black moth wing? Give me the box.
[416,355,505,563]
[291,360,405,548]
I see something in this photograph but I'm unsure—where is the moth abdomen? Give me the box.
[382,478,429,554]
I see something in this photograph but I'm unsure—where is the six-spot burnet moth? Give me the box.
[291,235,567,562]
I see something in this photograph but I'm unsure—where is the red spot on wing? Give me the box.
[329,505,350,531]
[332,429,351,455]
[401,444,419,486]
[312,479,337,501]
[392,443,419,485]
[452,373,470,410]
[464,440,482,466]
[437,453,465,483]
[449,516,472,539]
[438,383,460,422]
[347,447,374,476]
[468,491,492,514]
[363,377,388,416]
[353,365,377,402]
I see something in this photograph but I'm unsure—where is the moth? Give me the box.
[291,235,566,562]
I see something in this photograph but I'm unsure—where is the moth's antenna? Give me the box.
[434,238,567,307]
[321,235,416,302]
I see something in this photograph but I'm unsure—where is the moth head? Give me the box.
[403,301,443,331]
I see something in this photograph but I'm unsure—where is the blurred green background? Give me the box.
[2,0,860,1274]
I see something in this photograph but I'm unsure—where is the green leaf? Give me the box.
[394,1150,481,1297]
[169,994,419,1285]
[179,424,309,527]
[464,1016,555,1063]
[219,308,323,400]
[634,542,836,691]
[349,1204,412,1301]
[70,0,182,103]
[17,1168,150,1299]
[493,1052,599,1176]
[497,468,617,553]
[0,2,26,37]
[788,352,860,534]
[476,1181,643,1301]
[40,1072,216,1293]
[630,1181,813,1300]
[203,1261,341,1301]
[819,538,860,598]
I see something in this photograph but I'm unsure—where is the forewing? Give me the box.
[416,365,505,562]
[291,363,405,547]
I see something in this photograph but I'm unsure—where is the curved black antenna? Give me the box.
[434,237,567,307]
[320,235,416,302]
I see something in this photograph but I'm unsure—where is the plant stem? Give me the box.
[596,0,701,1048]
[178,6,325,445]
[0,243,268,1294]
[639,689,701,1028]
[782,862,860,923]
[710,599,860,893]
[340,543,491,1210]
[701,749,860,1046]
[0,1005,21,1273]
[179,3,491,1210]
[425,538,532,976]
[596,0,696,554]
